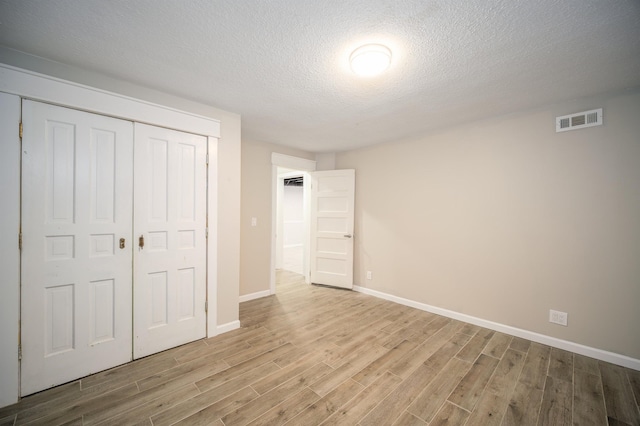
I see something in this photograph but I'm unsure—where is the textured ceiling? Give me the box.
[1,0,639,152]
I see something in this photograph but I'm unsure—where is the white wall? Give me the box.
[315,152,336,170]
[337,89,640,363]
[283,185,304,247]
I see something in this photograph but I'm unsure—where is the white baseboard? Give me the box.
[353,285,640,371]
[216,320,240,335]
[239,290,272,303]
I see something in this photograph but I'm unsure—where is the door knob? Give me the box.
[139,235,145,249]
[119,238,125,249]
[344,234,352,238]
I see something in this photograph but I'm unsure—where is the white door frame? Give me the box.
[270,153,316,294]
[0,63,220,406]
[0,92,21,408]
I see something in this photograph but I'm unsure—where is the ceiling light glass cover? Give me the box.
[350,44,392,77]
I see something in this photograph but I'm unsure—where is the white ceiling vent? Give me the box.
[556,108,603,132]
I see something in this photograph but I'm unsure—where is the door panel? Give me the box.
[310,170,355,289]
[133,123,207,358]
[21,101,133,396]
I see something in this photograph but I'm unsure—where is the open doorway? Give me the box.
[270,154,316,294]
[280,175,304,274]
[274,168,311,288]
[271,154,356,293]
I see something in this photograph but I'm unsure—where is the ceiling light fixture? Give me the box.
[349,44,392,77]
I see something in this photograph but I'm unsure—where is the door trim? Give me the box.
[0,64,220,137]
[0,92,20,408]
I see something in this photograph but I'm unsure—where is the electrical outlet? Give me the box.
[366,271,372,280]
[549,309,568,326]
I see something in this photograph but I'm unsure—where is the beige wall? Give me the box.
[0,47,242,327]
[336,90,640,360]
[240,139,314,296]
[315,152,336,170]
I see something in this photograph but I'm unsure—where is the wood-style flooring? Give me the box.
[1,270,639,425]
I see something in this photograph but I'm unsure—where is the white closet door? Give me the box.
[133,123,207,358]
[21,101,133,396]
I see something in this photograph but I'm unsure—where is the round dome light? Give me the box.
[349,44,392,77]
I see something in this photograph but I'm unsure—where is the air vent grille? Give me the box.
[556,108,602,132]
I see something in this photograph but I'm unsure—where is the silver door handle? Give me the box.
[344,234,352,238]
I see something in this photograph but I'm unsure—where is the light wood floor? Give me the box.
[2,270,639,426]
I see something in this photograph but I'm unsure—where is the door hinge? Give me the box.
[206,227,208,238]
[205,301,208,313]
[18,344,22,360]
[206,153,209,165]
[18,231,22,250]
[19,122,23,140]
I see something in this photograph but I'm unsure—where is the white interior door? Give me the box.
[133,123,207,358]
[310,170,355,289]
[21,101,133,395]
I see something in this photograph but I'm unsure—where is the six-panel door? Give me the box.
[133,123,207,358]
[21,101,134,395]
